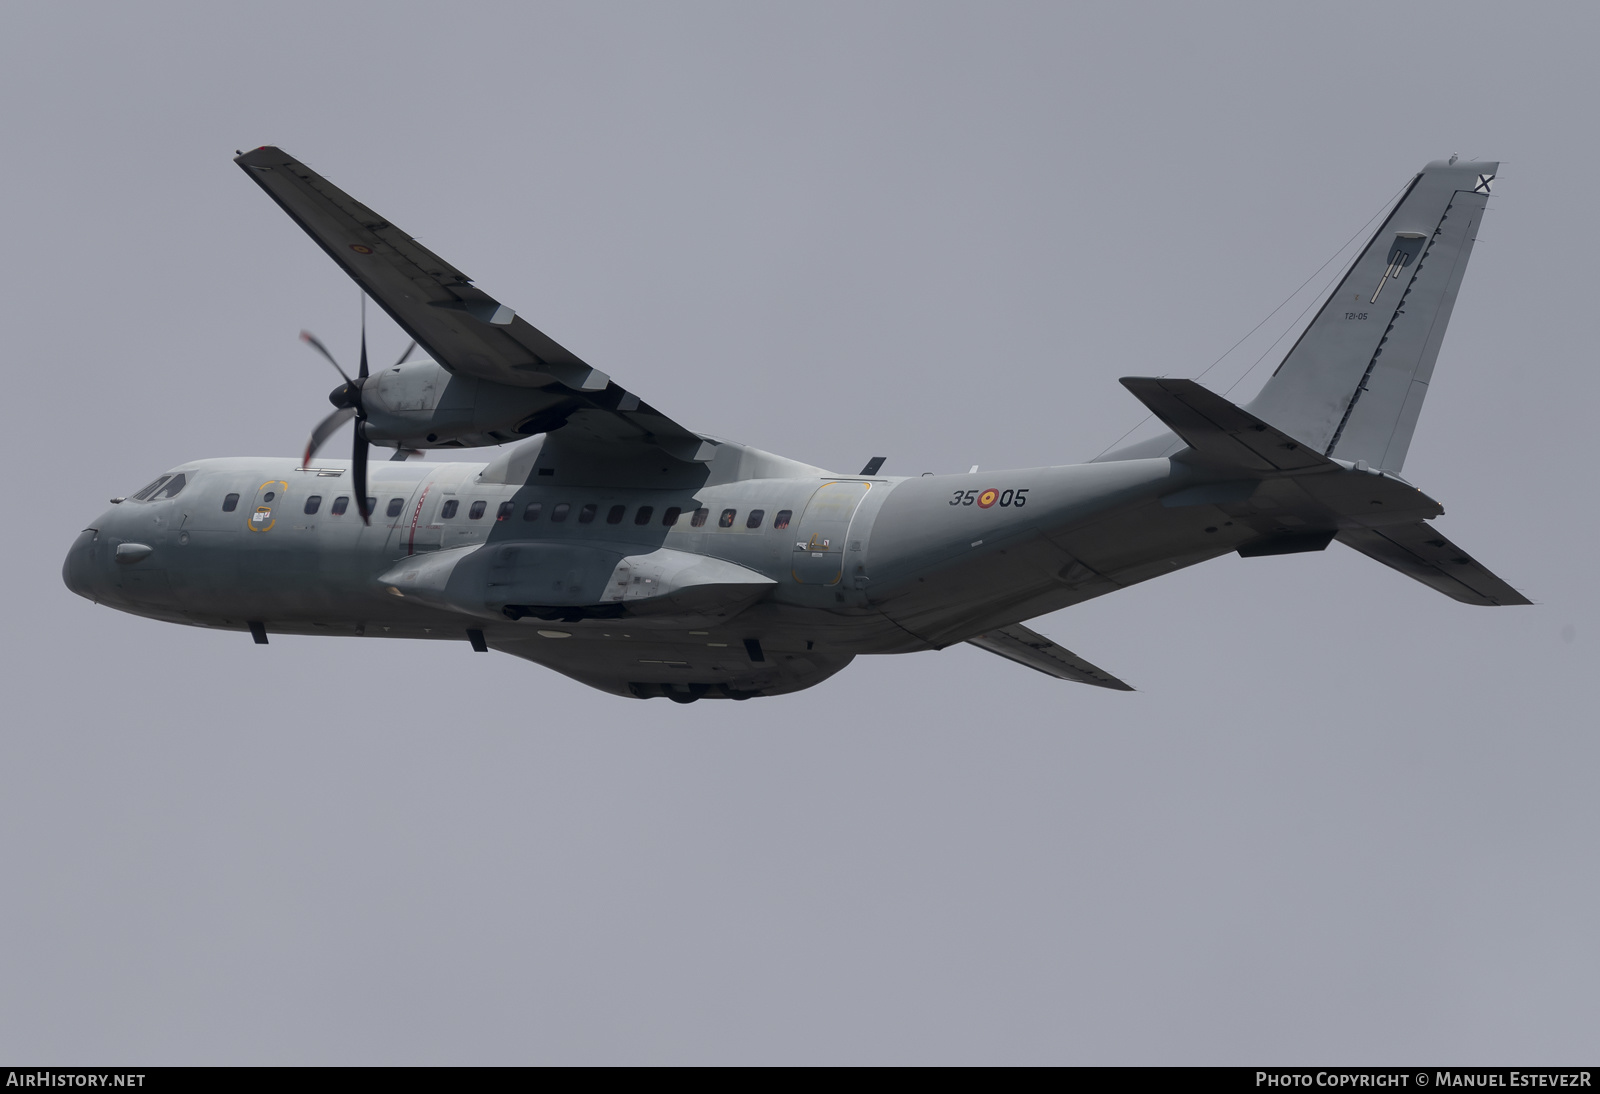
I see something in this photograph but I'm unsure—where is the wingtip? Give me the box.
[233,145,284,170]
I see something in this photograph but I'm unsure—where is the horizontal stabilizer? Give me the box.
[966,624,1134,690]
[1337,523,1530,606]
[1119,377,1335,473]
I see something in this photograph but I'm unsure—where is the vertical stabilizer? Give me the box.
[1245,159,1495,471]
[1097,160,1496,471]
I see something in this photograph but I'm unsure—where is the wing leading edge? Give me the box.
[966,624,1134,691]
[235,146,712,463]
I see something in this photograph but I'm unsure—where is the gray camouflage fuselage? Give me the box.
[62,153,1526,700]
[62,427,1460,699]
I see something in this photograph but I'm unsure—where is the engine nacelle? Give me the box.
[357,357,573,450]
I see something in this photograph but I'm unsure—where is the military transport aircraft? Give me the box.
[61,149,1526,701]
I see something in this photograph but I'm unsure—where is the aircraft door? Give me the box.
[790,481,871,585]
[387,479,445,556]
[245,479,290,535]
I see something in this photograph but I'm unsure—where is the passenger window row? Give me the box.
[517,503,792,530]
[219,490,793,532]
[221,492,374,516]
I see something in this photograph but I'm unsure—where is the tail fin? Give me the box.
[1246,158,1495,470]
[1099,159,1496,471]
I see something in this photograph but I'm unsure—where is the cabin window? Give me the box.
[662,507,681,527]
[551,502,571,522]
[365,498,376,516]
[523,502,542,522]
[130,475,171,501]
[263,490,275,502]
[578,503,598,524]
[719,509,736,528]
[151,474,188,500]
[746,509,765,529]
[497,502,514,521]
[304,495,321,515]
[386,498,404,518]
[774,509,792,530]
[222,493,240,513]
[331,496,349,516]
[441,500,459,519]
[634,506,654,526]
[690,508,709,528]
[469,500,487,520]
[606,504,626,525]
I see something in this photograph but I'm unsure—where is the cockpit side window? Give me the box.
[150,474,187,500]
[130,475,172,502]
[222,493,240,512]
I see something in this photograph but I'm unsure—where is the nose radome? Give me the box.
[62,527,100,600]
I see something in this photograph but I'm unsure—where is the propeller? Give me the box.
[300,295,416,525]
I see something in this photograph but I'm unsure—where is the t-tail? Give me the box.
[1097,159,1526,606]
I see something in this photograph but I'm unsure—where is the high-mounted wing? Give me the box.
[966,624,1134,691]
[235,146,713,462]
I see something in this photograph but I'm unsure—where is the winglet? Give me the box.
[1119,377,1336,473]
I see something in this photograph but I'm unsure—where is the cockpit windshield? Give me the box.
[128,473,187,502]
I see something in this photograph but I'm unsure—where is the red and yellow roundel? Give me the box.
[977,488,1000,509]
[349,243,373,254]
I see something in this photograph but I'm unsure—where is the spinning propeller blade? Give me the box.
[303,406,357,466]
[352,421,370,524]
[299,293,386,524]
[299,331,352,383]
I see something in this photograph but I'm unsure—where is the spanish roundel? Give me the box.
[977,488,999,509]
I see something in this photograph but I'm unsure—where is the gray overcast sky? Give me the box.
[3,0,1595,1064]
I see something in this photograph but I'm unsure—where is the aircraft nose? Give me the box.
[62,527,103,600]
